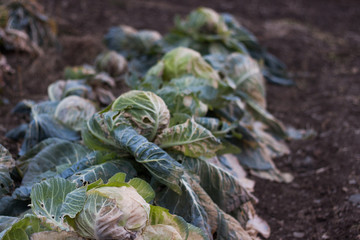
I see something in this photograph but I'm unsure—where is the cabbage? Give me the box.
[146,47,220,88]
[95,50,128,78]
[54,96,96,131]
[74,186,150,239]
[111,90,170,141]
[176,7,229,37]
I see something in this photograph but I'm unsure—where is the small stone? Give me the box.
[293,232,305,238]
[349,194,360,205]
[303,156,314,166]
[322,233,330,239]
[349,179,357,185]
[316,167,328,174]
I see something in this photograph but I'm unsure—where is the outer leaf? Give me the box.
[60,187,87,219]
[155,176,211,239]
[0,145,15,170]
[5,123,28,140]
[128,178,155,203]
[68,160,136,188]
[0,145,15,197]
[59,151,119,180]
[155,76,219,117]
[0,216,18,232]
[236,91,287,138]
[222,53,266,108]
[113,127,184,194]
[30,178,86,230]
[194,117,234,138]
[19,139,90,188]
[0,196,30,216]
[20,114,80,155]
[180,156,254,213]
[111,90,170,141]
[82,111,130,153]
[157,85,208,117]
[156,119,222,158]
[0,214,51,240]
[148,205,189,240]
[188,178,252,240]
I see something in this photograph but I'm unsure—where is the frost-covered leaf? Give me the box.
[156,119,222,158]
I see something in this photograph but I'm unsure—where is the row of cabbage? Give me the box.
[0,7,306,240]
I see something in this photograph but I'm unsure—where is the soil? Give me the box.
[1,0,359,239]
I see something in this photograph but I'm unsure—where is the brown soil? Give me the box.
[1,0,359,239]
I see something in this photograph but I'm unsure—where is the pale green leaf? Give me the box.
[30,178,85,230]
[111,90,170,141]
[54,96,96,132]
[156,119,222,158]
[128,178,155,203]
[0,214,51,240]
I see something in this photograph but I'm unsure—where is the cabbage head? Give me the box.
[146,47,220,88]
[111,90,170,141]
[54,96,97,131]
[95,50,128,78]
[178,7,229,37]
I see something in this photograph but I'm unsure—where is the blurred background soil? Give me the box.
[0,0,359,239]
